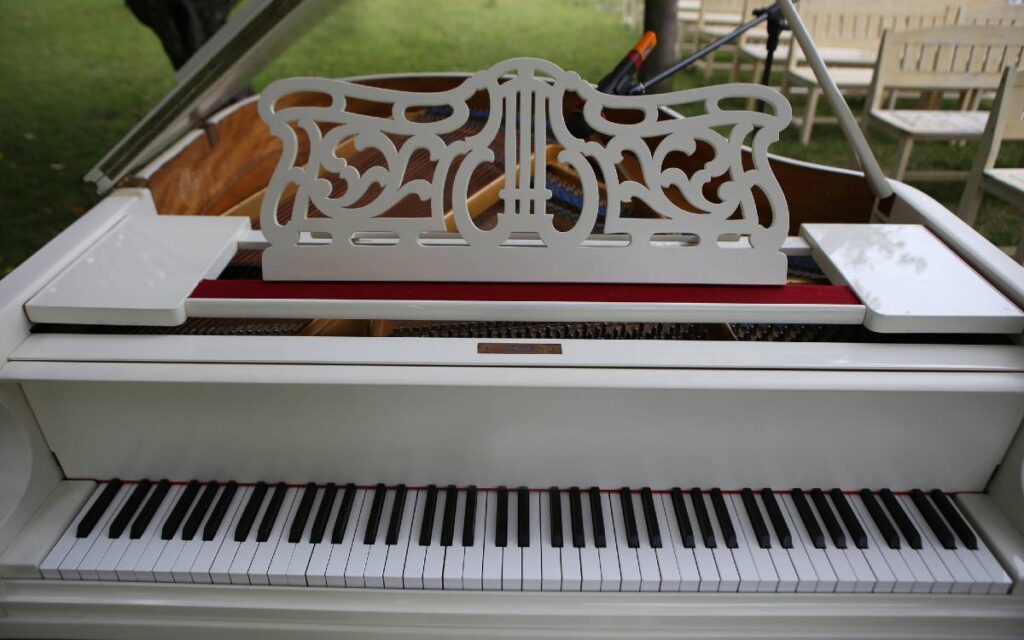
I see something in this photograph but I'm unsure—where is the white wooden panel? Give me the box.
[11,362,1023,491]
[26,215,250,327]
[802,224,1024,334]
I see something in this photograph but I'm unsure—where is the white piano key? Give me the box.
[539,490,561,591]
[949,497,1012,594]
[325,489,366,587]
[608,490,641,591]
[889,495,950,593]
[247,487,298,586]
[728,494,777,593]
[596,493,622,592]
[817,496,876,594]
[650,493,681,592]
[172,485,225,583]
[522,492,542,591]
[96,483,156,581]
[423,491,448,590]
[384,489,419,589]
[342,488,376,588]
[703,493,741,592]
[899,494,971,594]
[401,489,428,590]
[501,491,522,591]
[659,495,701,592]
[194,485,248,584]
[630,492,661,592]
[781,493,838,593]
[40,483,104,579]
[117,484,182,582]
[363,488,397,589]
[849,494,917,594]
[829,496,891,594]
[442,489,468,590]
[282,487,325,587]
[226,488,274,585]
[307,488,350,587]
[681,493,719,592]
[559,491,582,592]
[267,486,308,585]
[753,493,798,593]
[462,490,487,590]
[61,484,131,580]
[579,493,602,592]
[481,491,503,591]
[798,495,858,593]
[924,497,992,594]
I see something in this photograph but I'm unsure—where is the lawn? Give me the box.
[0,0,1019,275]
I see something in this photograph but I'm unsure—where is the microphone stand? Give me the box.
[625,0,793,112]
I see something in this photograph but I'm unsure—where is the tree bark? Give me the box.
[640,0,679,93]
[126,0,237,70]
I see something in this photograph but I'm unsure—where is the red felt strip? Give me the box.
[191,280,860,306]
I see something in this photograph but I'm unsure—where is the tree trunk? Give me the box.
[126,0,237,70]
[640,0,679,93]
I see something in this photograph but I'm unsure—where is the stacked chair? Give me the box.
[957,66,1024,262]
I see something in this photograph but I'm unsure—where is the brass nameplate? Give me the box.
[477,343,563,355]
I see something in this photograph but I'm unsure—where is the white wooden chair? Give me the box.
[689,0,748,77]
[958,2,1024,26]
[864,25,1024,182]
[781,0,954,145]
[957,66,1024,262]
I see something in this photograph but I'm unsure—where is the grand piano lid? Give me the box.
[84,0,337,193]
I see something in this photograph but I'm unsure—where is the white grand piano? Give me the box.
[1,1,1023,637]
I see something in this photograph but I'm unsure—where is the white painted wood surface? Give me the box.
[802,223,1024,333]
[25,215,250,326]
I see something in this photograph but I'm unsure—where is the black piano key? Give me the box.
[77,479,123,538]
[418,484,439,546]
[162,480,200,540]
[640,487,662,548]
[910,489,956,550]
[549,487,563,548]
[256,482,287,543]
[880,489,921,550]
[670,488,695,548]
[495,487,508,548]
[619,488,640,549]
[331,483,357,544]
[182,481,219,541]
[588,487,606,548]
[517,487,530,547]
[569,487,585,548]
[740,488,770,549]
[288,483,318,543]
[790,489,825,549]
[829,489,867,549]
[759,489,791,549]
[810,488,846,549]
[385,485,407,545]
[929,490,977,550]
[462,486,478,547]
[710,488,737,549]
[441,485,459,547]
[363,484,387,545]
[203,481,238,541]
[234,481,267,542]
[130,479,170,539]
[860,489,900,549]
[690,488,716,548]
[109,479,151,538]
[309,483,338,544]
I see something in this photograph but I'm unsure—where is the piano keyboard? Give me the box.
[39,481,1011,594]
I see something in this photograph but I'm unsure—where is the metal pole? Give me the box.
[776,0,894,200]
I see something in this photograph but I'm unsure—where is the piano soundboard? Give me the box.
[3,4,1024,636]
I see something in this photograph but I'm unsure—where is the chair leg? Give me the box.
[892,135,914,181]
[704,47,716,80]
[800,88,820,145]
[730,50,743,83]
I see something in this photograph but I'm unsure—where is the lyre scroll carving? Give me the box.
[258,58,792,284]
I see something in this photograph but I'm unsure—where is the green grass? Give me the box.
[0,0,1019,275]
